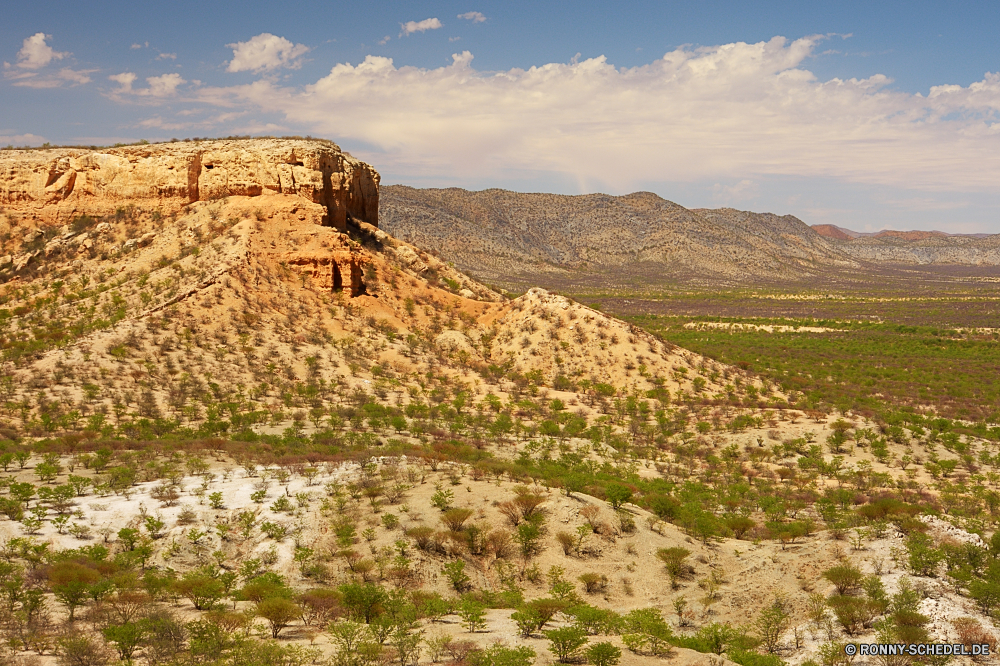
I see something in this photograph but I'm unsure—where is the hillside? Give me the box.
[380,186,1000,290]
[812,224,993,242]
[1,141,1000,666]
[378,186,857,289]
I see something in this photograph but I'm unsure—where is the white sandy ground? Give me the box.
[2,455,998,666]
[682,322,842,334]
[785,517,997,666]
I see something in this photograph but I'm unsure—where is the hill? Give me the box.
[812,224,993,241]
[380,186,1000,290]
[1,140,999,666]
[378,187,861,290]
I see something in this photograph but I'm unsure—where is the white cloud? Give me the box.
[13,33,67,69]
[143,73,185,96]
[226,33,309,73]
[53,68,92,86]
[0,132,46,146]
[400,18,442,37]
[111,72,186,98]
[163,35,1000,196]
[378,36,391,46]
[457,12,486,23]
[713,179,760,203]
[156,52,177,60]
[3,33,93,87]
[109,72,137,91]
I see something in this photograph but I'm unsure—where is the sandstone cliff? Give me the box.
[0,138,379,230]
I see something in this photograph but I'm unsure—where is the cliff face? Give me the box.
[0,138,380,230]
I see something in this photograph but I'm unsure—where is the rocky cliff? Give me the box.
[0,138,379,230]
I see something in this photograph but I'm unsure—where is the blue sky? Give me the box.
[4,1,1000,232]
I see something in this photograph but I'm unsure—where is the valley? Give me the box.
[0,140,997,666]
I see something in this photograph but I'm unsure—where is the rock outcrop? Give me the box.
[0,138,379,230]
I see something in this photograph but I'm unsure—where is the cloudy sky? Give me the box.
[4,1,1000,233]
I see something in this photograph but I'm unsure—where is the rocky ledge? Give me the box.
[0,138,379,230]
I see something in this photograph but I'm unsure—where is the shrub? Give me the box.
[442,508,474,531]
[458,599,487,633]
[256,597,301,638]
[605,484,632,510]
[469,644,536,666]
[511,607,543,637]
[906,533,944,576]
[556,531,575,555]
[822,563,864,595]
[586,642,621,666]
[261,521,288,540]
[953,617,997,662]
[407,526,435,550]
[656,547,692,588]
[544,626,588,663]
[755,598,791,651]
[443,560,471,592]
[578,573,608,594]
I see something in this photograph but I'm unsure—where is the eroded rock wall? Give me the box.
[0,138,379,230]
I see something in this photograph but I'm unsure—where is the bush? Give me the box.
[443,561,471,592]
[468,645,535,666]
[511,607,543,638]
[557,531,575,555]
[407,526,436,550]
[656,547,691,588]
[442,508,474,531]
[822,563,864,595]
[586,642,621,666]
[257,597,301,638]
[544,626,588,663]
[605,484,632,510]
[570,604,620,635]
[578,573,608,594]
[906,533,944,576]
[458,599,487,633]
[57,631,115,666]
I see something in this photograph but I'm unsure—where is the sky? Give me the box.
[3,1,1000,233]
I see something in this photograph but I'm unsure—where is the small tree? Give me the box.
[57,632,115,666]
[578,573,608,594]
[822,563,864,595]
[656,547,691,588]
[174,573,225,610]
[443,561,471,592]
[544,626,588,663]
[102,622,146,662]
[605,484,632,510]
[469,644,535,666]
[756,597,791,653]
[50,561,100,621]
[257,597,301,638]
[511,607,542,638]
[587,642,622,666]
[458,599,487,633]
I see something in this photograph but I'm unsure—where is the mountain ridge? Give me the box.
[812,223,993,241]
[380,185,1000,289]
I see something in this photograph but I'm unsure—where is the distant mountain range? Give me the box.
[379,186,1000,288]
[812,224,993,241]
